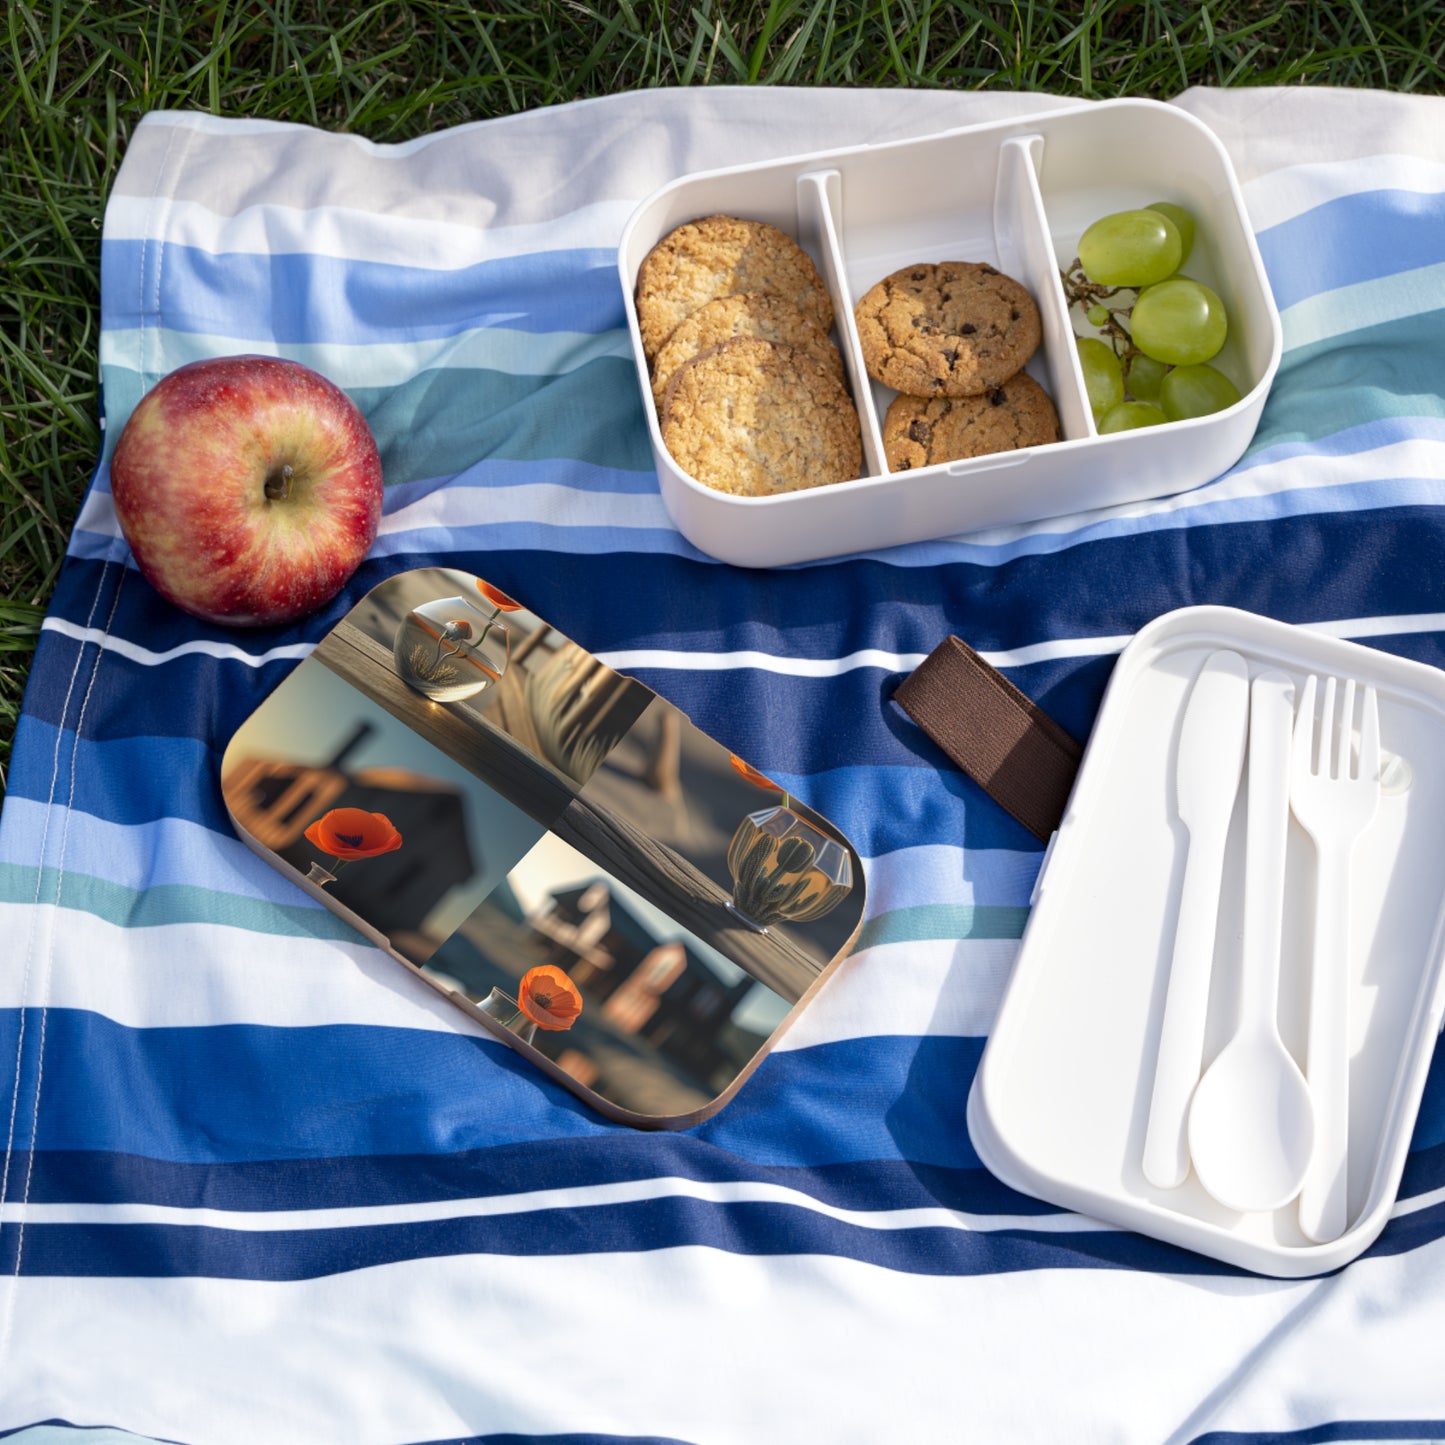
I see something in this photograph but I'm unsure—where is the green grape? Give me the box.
[1077,337,1124,419]
[1160,363,1242,420]
[1077,209,1183,288]
[1125,353,1168,404]
[1086,305,1111,327]
[1098,401,1168,433]
[1130,277,1228,366]
[1146,202,1196,264]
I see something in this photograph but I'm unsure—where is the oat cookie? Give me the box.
[660,336,861,498]
[854,261,1041,397]
[882,373,1059,471]
[650,291,844,410]
[636,216,835,360]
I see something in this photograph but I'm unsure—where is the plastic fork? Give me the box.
[1290,674,1381,1243]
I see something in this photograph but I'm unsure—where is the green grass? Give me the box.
[3,0,1444,794]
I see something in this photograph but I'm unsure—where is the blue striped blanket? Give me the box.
[3,86,1443,1443]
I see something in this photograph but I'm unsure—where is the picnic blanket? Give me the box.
[4,84,1445,1443]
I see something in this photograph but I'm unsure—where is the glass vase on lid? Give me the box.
[393,578,520,702]
[726,805,853,933]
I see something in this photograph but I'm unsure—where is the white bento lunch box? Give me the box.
[968,607,1445,1277]
[617,98,1282,569]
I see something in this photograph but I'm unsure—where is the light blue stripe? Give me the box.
[70,509,695,569]
[1255,185,1445,311]
[866,846,1042,911]
[67,468,1443,574]
[0,798,319,905]
[380,458,669,506]
[1,798,1039,918]
[100,321,635,389]
[5,715,1043,867]
[87,329,1445,575]
[100,238,623,343]
[837,418,1445,570]
[73,444,1445,575]
[368,521,708,561]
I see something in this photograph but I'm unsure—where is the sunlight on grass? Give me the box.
[2,0,1443,789]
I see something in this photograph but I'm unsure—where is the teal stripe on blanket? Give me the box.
[98,356,655,483]
[0,863,357,941]
[1250,308,1445,454]
[0,857,978,959]
[854,904,1030,950]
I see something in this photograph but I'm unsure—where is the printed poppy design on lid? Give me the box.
[730,754,781,793]
[304,807,404,861]
[517,964,584,1031]
[475,579,523,613]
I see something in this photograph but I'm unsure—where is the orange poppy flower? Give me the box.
[304,807,404,861]
[730,754,781,793]
[517,964,583,1031]
[475,578,523,613]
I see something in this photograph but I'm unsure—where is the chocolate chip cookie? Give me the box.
[882,373,1059,471]
[650,291,844,410]
[660,336,861,497]
[854,262,1041,397]
[636,216,835,361]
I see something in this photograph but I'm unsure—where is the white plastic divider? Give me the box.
[796,169,887,479]
[615,99,1283,567]
[993,134,1095,444]
[801,132,1095,485]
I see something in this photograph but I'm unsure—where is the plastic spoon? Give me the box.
[1142,649,1251,1189]
[1188,669,1315,1213]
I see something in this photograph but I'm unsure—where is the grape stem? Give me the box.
[1060,258,1139,364]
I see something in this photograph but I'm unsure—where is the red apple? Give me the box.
[110,354,384,627]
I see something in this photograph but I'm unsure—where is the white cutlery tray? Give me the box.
[617,99,1282,568]
[967,606,1445,1276]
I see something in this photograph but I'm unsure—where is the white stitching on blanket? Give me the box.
[0,567,129,1372]
[0,113,195,1377]
[0,558,116,1358]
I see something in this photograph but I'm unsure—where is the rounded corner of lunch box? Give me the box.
[964,1044,1037,1195]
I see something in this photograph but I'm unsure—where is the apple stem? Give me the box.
[264,463,294,502]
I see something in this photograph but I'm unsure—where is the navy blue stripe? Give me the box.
[418,1436,696,1445]
[1191,1422,1445,1445]
[0,1426,687,1445]
[40,550,425,664]
[1400,1137,1445,1195]
[30,525,1445,757]
[0,1198,1240,1281]
[421,1436,695,1445]
[17,1132,1444,1226]
[0,1009,984,1172]
[1356,1195,1445,1264]
[1255,186,1445,312]
[16,1146,1052,1217]
[0,1426,187,1445]
[21,632,299,746]
[7,720,232,832]
[100,241,625,343]
[7,1194,1441,1286]
[44,507,1445,698]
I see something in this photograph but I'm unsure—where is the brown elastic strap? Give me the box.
[893,635,1083,843]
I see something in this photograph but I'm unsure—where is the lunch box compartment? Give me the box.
[618,99,1282,568]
